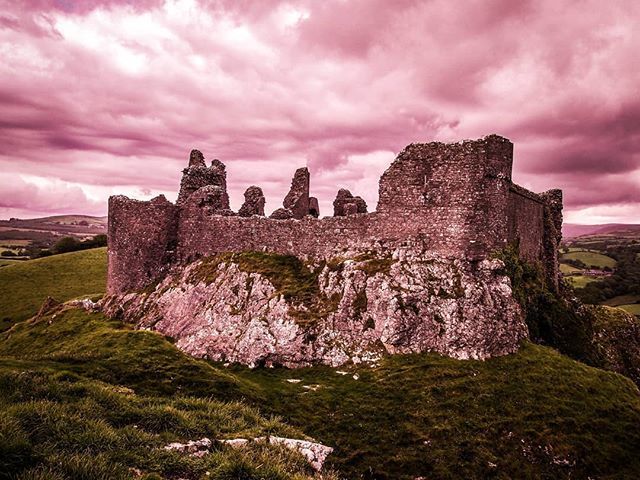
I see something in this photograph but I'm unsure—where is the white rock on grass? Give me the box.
[220,436,333,471]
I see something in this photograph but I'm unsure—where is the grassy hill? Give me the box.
[0,310,330,480]
[1,307,639,479]
[563,223,640,239]
[0,248,107,332]
[2,247,640,478]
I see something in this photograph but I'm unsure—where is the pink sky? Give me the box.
[0,0,639,223]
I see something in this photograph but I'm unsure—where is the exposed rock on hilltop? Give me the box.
[582,305,640,385]
[102,250,526,367]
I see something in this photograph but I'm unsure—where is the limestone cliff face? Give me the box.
[102,250,527,368]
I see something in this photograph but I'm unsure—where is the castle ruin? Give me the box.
[107,135,562,296]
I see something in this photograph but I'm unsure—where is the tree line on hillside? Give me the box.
[575,245,640,304]
[34,235,107,258]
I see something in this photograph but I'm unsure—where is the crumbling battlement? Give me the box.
[107,135,563,295]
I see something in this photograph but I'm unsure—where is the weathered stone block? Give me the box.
[190,185,231,215]
[238,186,266,217]
[333,188,367,216]
[270,207,294,220]
[309,197,320,218]
[177,151,228,206]
[283,167,310,219]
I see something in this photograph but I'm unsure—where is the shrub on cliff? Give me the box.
[495,245,596,363]
[496,245,640,384]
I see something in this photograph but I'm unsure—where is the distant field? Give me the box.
[36,214,108,226]
[0,247,107,331]
[0,239,30,247]
[566,247,599,253]
[560,263,582,274]
[561,251,617,269]
[620,304,640,315]
[0,259,23,267]
[603,295,640,307]
[566,275,598,288]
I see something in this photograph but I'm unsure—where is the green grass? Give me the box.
[229,343,640,480]
[0,309,332,480]
[0,247,107,331]
[619,304,640,315]
[559,263,581,274]
[566,275,598,288]
[3,307,640,479]
[603,294,640,307]
[560,251,617,269]
[0,259,23,268]
[0,308,253,400]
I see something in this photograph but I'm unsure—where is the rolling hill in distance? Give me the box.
[563,223,640,238]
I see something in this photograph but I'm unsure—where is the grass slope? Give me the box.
[0,309,332,480]
[2,248,640,478]
[620,304,640,315]
[2,308,640,479]
[565,275,597,288]
[0,308,255,400]
[0,247,107,331]
[603,294,640,307]
[559,263,581,274]
[231,344,640,480]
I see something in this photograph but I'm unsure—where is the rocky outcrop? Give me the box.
[164,438,212,458]
[238,186,265,217]
[163,436,332,470]
[102,249,526,367]
[220,436,333,471]
[582,305,640,385]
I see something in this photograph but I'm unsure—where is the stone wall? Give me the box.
[377,135,513,258]
[507,185,545,261]
[108,195,178,294]
[106,135,562,295]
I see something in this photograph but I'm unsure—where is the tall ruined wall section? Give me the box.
[377,135,513,258]
[106,135,563,295]
[506,184,563,289]
[108,195,178,294]
[507,185,545,261]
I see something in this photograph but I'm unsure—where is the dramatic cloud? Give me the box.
[0,0,638,222]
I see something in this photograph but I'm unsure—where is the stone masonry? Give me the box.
[107,135,563,295]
